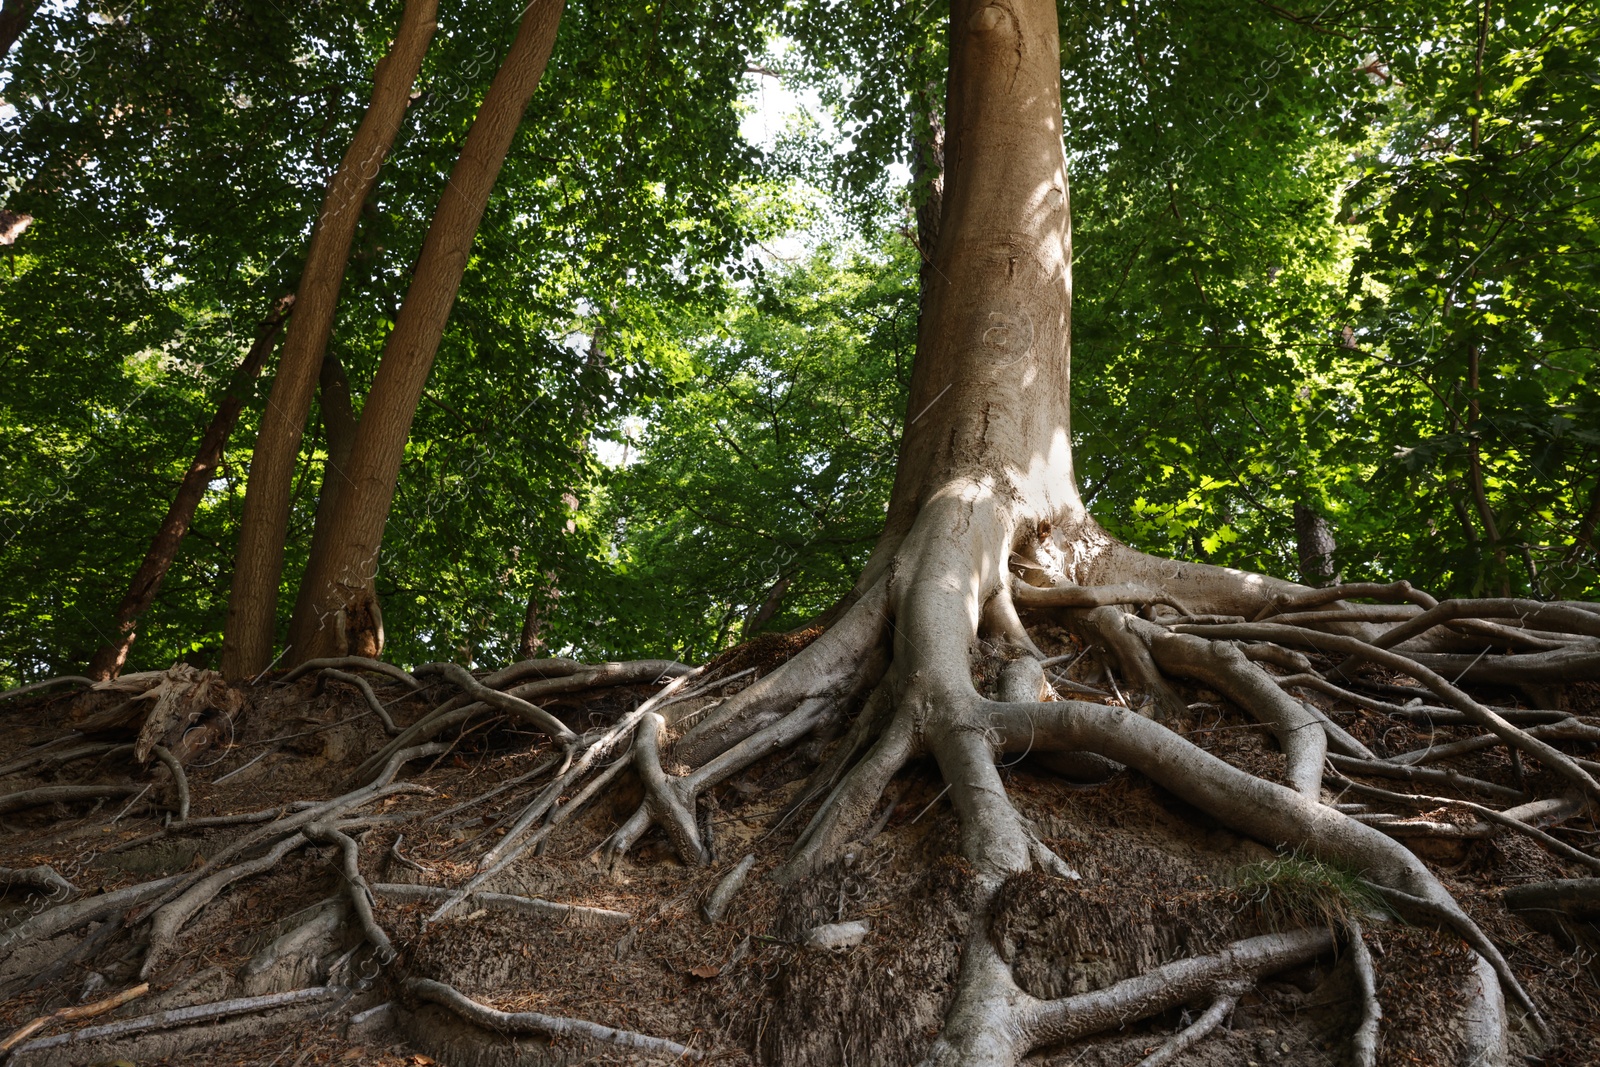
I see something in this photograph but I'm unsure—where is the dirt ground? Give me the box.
[0,640,1597,1066]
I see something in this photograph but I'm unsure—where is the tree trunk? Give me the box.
[305,351,383,657]
[742,576,792,639]
[0,0,40,59]
[1571,477,1600,564]
[312,351,360,537]
[219,0,439,680]
[871,0,1086,568]
[85,301,293,681]
[1293,501,1337,587]
[285,0,566,665]
[912,96,945,324]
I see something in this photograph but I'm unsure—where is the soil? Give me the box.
[0,655,1597,1066]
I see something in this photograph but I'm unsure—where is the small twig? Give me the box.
[372,883,631,924]
[909,784,953,825]
[214,746,276,783]
[109,783,155,824]
[1040,647,1091,671]
[1046,670,1110,697]
[248,645,292,686]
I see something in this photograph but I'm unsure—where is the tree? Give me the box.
[580,1,1595,1060]
[85,298,293,680]
[592,239,914,662]
[220,0,441,680]
[275,0,567,670]
[1,0,405,680]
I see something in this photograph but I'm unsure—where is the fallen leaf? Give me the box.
[687,964,721,979]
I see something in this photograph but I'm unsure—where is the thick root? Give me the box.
[986,699,1540,1024]
[406,977,703,1060]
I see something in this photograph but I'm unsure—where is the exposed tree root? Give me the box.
[149,743,189,821]
[370,882,632,923]
[0,980,149,1054]
[1179,621,1600,799]
[0,783,145,815]
[1347,921,1381,1067]
[4,575,1597,1065]
[1330,775,1600,872]
[0,676,96,704]
[406,976,704,1060]
[412,661,577,747]
[352,655,686,784]
[4,987,346,1058]
[277,656,422,691]
[925,927,1335,1066]
[0,865,76,898]
[314,668,402,734]
[1327,753,1529,803]
[703,852,757,922]
[1133,985,1243,1067]
[303,821,394,962]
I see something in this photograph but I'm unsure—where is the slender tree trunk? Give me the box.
[913,96,946,324]
[303,351,384,657]
[219,0,439,680]
[286,0,566,665]
[1293,501,1337,587]
[742,576,792,639]
[0,0,40,59]
[1572,476,1600,563]
[517,573,560,660]
[517,595,543,660]
[86,301,293,680]
[1466,345,1511,595]
[312,351,360,535]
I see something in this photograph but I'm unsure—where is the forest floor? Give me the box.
[1,625,1598,1066]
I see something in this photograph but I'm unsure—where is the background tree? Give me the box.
[587,239,914,662]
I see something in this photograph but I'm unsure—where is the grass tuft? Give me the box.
[1228,851,1385,930]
